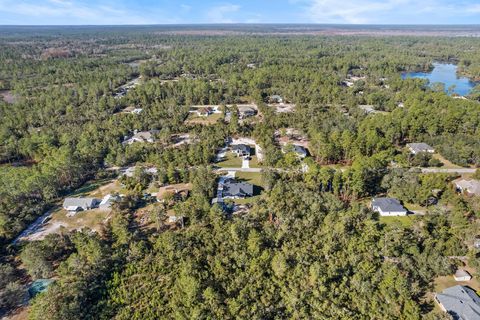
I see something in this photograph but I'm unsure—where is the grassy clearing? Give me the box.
[432,154,462,169]
[434,266,480,293]
[185,113,222,125]
[48,207,110,233]
[217,152,242,168]
[235,171,263,187]
[379,215,416,228]
[249,155,261,168]
[69,178,118,197]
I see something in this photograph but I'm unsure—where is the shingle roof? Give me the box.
[454,179,480,196]
[372,198,406,212]
[293,145,307,155]
[232,144,251,153]
[436,285,480,320]
[223,181,253,198]
[63,198,98,209]
[407,142,434,153]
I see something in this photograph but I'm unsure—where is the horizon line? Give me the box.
[1,23,480,27]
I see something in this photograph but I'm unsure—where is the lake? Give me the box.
[402,63,477,96]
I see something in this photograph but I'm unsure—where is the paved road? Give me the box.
[216,167,263,173]
[420,168,477,174]
[12,208,55,245]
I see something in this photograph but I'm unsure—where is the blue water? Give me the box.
[402,63,477,96]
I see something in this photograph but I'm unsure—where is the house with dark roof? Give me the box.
[63,198,100,214]
[197,107,213,117]
[269,95,284,104]
[435,285,480,320]
[223,180,254,199]
[238,105,256,119]
[232,144,251,157]
[371,197,408,216]
[407,143,435,154]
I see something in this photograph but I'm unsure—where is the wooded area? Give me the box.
[0,26,479,319]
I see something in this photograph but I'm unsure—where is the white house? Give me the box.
[63,198,100,215]
[371,197,408,216]
[407,143,435,154]
[454,269,472,282]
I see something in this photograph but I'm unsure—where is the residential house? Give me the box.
[435,285,480,320]
[269,95,284,104]
[99,194,121,209]
[238,105,256,119]
[292,145,308,159]
[197,107,213,117]
[167,212,185,226]
[454,178,480,197]
[232,144,251,157]
[63,197,100,214]
[358,105,377,114]
[223,180,254,199]
[407,143,435,154]
[371,197,408,216]
[123,130,159,145]
[282,144,308,159]
[454,270,472,282]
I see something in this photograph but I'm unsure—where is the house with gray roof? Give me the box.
[407,143,435,154]
[371,197,408,216]
[123,130,159,145]
[238,105,256,119]
[63,197,100,214]
[99,194,121,209]
[232,144,251,157]
[454,178,480,197]
[223,181,254,199]
[282,144,308,159]
[435,285,480,320]
[269,95,284,104]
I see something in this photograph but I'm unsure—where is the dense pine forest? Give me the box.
[0,26,480,319]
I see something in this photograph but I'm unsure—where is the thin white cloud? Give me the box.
[206,4,241,23]
[303,0,480,24]
[0,0,169,24]
[467,4,480,13]
[305,0,412,24]
[180,4,192,12]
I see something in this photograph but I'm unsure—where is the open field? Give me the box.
[434,266,480,293]
[216,152,243,168]
[185,112,222,125]
[432,154,463,169]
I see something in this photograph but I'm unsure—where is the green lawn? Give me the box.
[236,171,263,187]
[217,152,242,168]
[231,171,264,205]
[50,207,110,232]
[186,113,222,125]
[379,215,416,228]
[69,178,114,197]
[249,155,261,168]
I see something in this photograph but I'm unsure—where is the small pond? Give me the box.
[402,63,477,96]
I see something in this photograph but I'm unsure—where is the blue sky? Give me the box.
[1,0,480,25]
